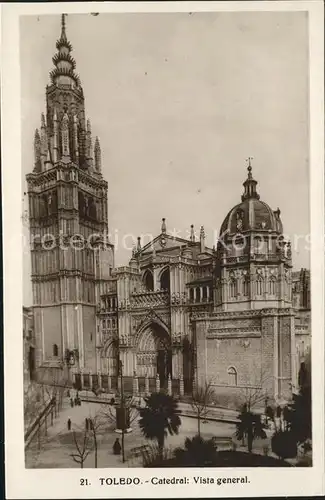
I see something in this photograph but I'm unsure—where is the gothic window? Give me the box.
[53,344,58,357]
[268,277,276,295]
[40,194,48,217]
[88,196,97,220]
[227,366,237,386]
[229,278,236,298]
[189,288,194,302]
[195,287,200,302]
[256,276,263,296]
[160,268,170,291]
[202,287,207,301]
[243,276,249,296]
[143,270,154,291]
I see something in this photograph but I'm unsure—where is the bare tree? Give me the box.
[70,429,93,469]
[87,412,106,468]
[100,395,139,463]
[238,367,271,412]
[191,381,216,436]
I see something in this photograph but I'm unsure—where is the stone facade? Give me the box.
[26,15,115,381]
[23,306,36,385]
[27,16,311,405]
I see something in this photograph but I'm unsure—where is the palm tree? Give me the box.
[139,392,181,460]
[236,404,267,453]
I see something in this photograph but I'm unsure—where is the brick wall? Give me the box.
[261,314,276,399]
[278,315,293,399]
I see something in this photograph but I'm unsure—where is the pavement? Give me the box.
[26,394,299,469]
[25,396,237,469]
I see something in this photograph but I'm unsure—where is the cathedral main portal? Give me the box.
[136,322,172,388]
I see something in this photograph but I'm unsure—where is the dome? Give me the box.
[219,163,283,235]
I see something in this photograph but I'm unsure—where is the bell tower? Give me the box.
[26,15,114,376]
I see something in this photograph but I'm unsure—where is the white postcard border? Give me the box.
[2,1,324,498]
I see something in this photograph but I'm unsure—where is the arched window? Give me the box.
[202,287,207,301]
[160,268,170,291]
[256,277,263,296]
[243,276,249,296]
[268,277,276,295]
[143,270,154,291]
[227,366,237,386]
[195,287,200,302]
[53,344,58,357]
[189,288,194,302]
[229,278,236,298]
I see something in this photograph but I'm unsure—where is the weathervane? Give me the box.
[245,156,254,177]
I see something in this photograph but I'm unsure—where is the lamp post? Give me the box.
[119,360,126,463]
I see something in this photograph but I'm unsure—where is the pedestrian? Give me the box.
[113,438,121,455]
[70,398,74,408]
[67,418,71,431]
[85,418,89,430]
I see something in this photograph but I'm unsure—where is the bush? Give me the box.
[174,435,218,466]
[142,444,174,467]
[271,431,297,459]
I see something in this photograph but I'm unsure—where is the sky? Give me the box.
[20,11,310,305]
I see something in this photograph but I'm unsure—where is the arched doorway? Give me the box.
[137,322,171,388]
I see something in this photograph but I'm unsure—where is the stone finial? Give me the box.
[94,136,101,172]
[137,236,141,251]
[41,113,46,129]
[161,217,167,234]
[190,224,195,243]
[34,129,41,171]
[200,225,205,253]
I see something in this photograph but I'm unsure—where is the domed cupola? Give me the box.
[220,160,283,236]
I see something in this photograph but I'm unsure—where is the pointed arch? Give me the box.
[229,277,237,298]
[159,266,170,291]
[268,275,277,295]
[143,269,154,291]
[135,320,171,383]
[256,276,263,296]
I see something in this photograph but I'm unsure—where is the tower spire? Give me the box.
[94,136,101,173]
[50,14,80,88]
[242,157,260,201]
[61,13,67,41]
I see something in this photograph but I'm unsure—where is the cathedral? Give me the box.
[26,16,310,406]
